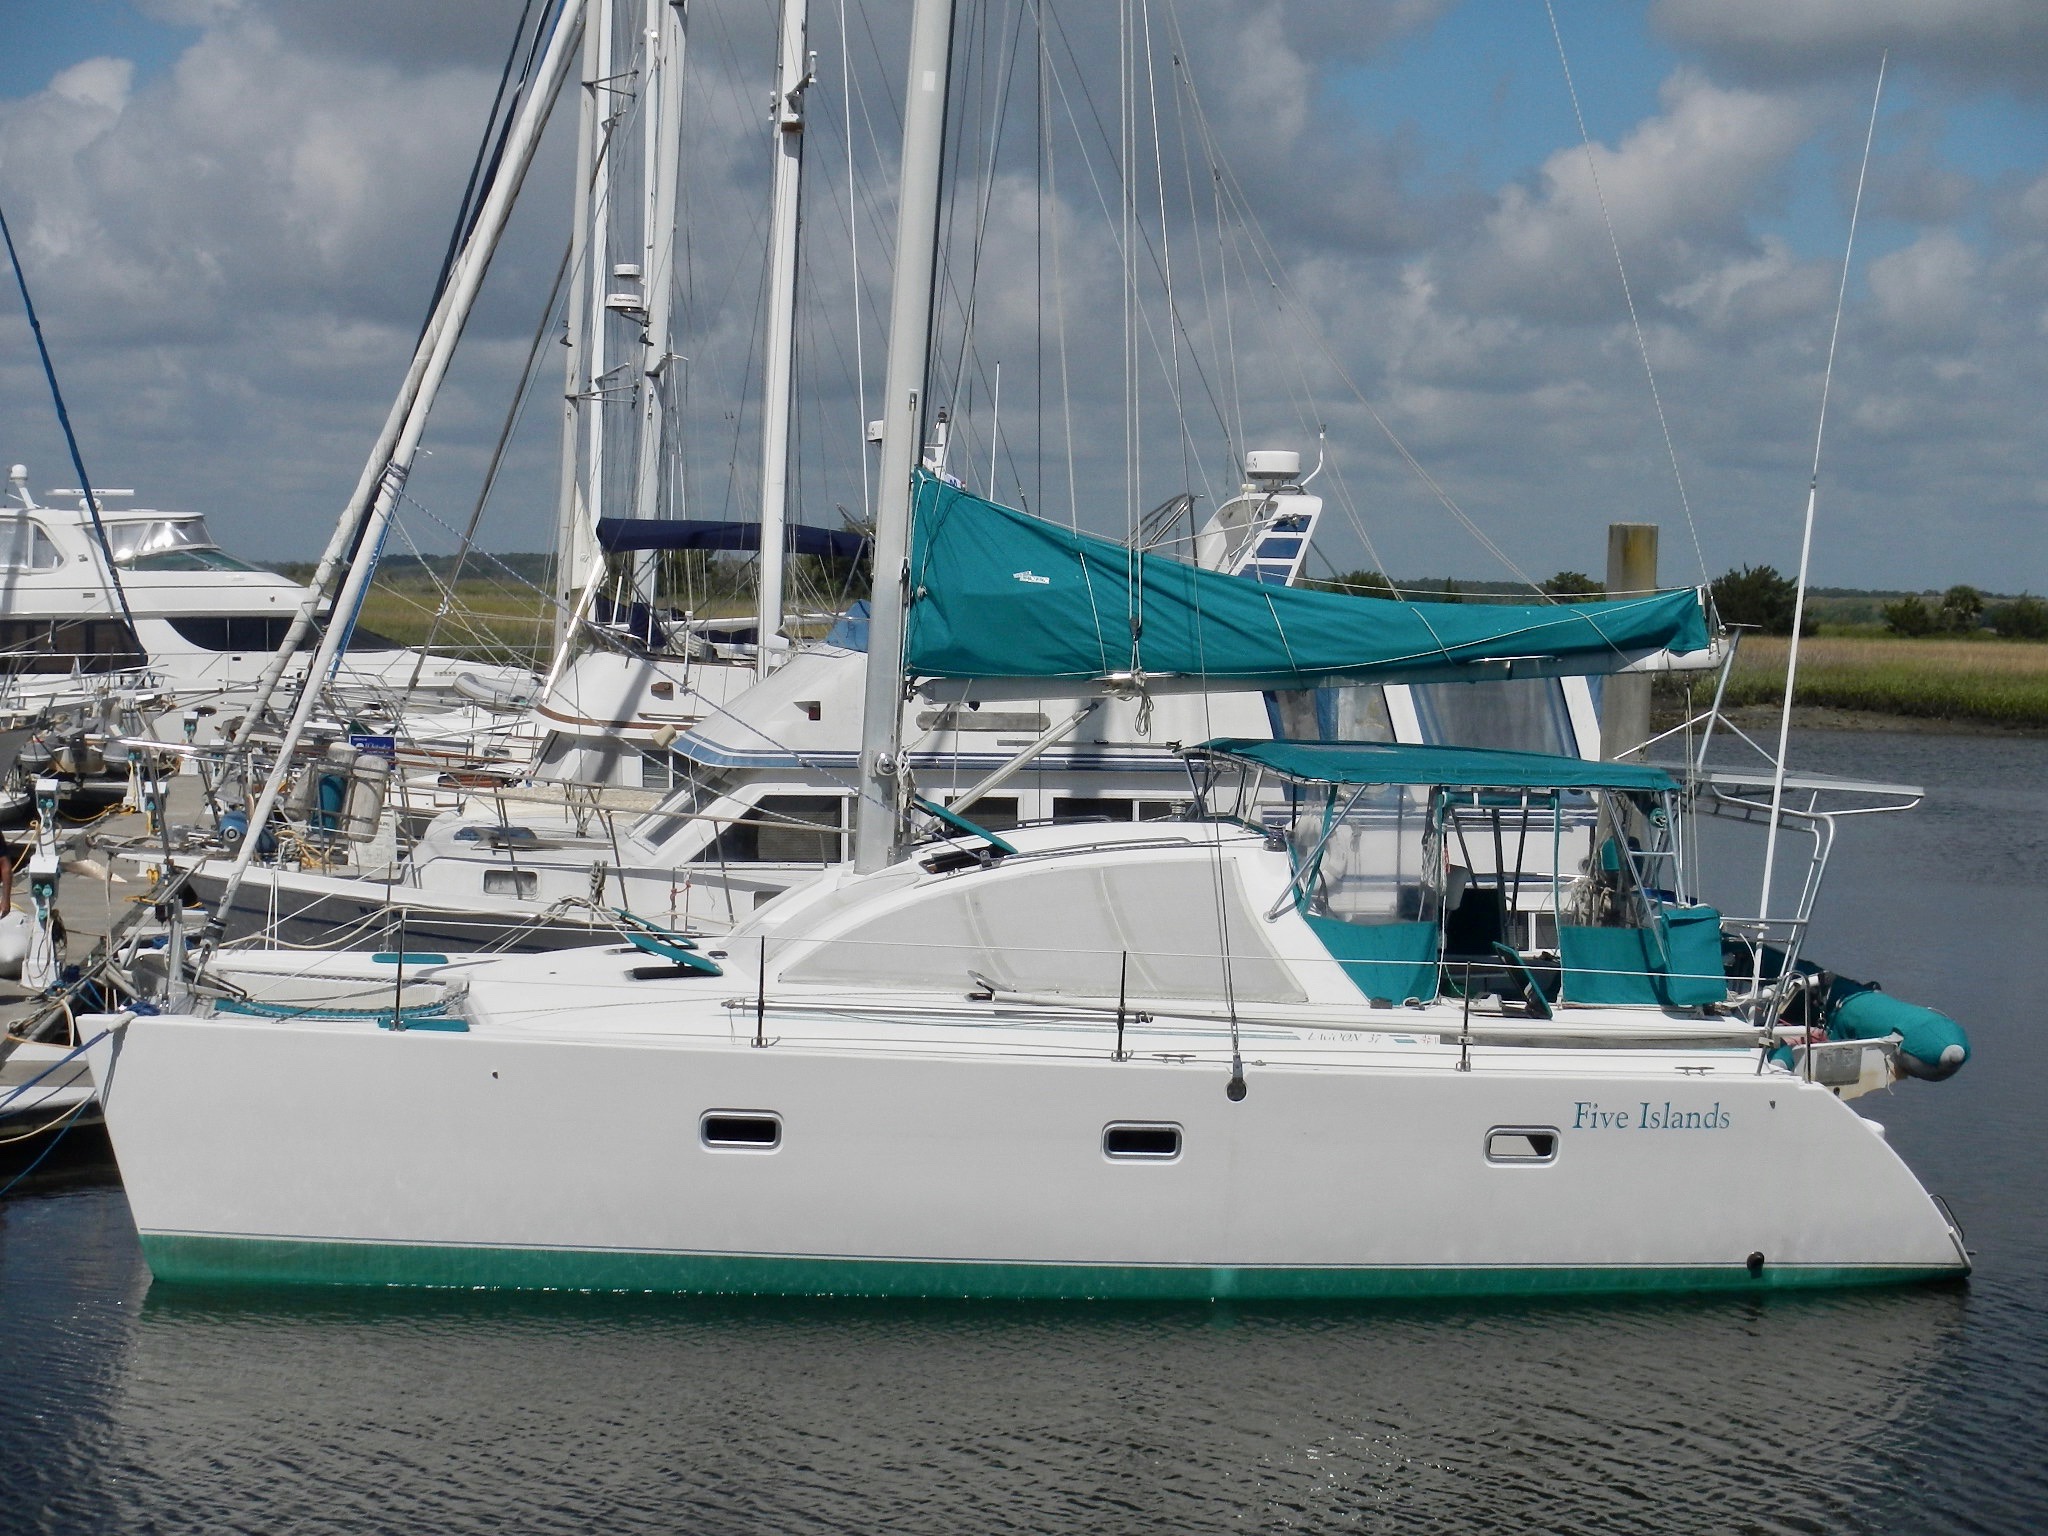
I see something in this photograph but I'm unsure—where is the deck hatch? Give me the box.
[482,869,537,899]
[701,1112,782,1150]
[1103,1123,1182,1160]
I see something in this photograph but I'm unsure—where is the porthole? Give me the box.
[701,1112,781,1151]
[1485,1127,1559,1164]
[1103,1122,1182,1160]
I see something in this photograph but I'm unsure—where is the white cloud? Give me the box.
[1447,71,1809,320]
[1867,230,1982,347]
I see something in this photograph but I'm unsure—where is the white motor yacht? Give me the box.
[1,466,536,741]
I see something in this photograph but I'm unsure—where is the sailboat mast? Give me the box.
[583,0,616,569]
[852,0,954,873]
[630,0,686,557]
[754,0,811,679]
[551,4,606,649]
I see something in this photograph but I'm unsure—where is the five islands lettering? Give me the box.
[1572,1101,1731,1131]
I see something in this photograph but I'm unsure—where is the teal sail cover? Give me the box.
[904,475,1712,689]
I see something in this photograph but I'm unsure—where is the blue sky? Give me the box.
[2,0,2045,592]
[0,0,191,97]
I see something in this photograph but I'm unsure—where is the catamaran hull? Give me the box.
[85,1014,1969,1300]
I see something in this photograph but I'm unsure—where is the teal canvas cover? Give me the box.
[1560,905,1726,1008]
[1195,738,1677,793]
[1659,904,1728,1007]
[1303,914,1440,1003]
[903,476,1712,688]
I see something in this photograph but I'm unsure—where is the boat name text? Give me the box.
[1571,1100,1731,1131]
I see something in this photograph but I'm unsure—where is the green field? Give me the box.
[356,577,555,666]
[1688,635,2048,730]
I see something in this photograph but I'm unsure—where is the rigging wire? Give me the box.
[1542,0,1708,587]
[411,238,575,684]
[0,200,140,637]
[424,0,549,342]
[838,0,873,524]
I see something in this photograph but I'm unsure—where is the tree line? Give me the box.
[1314,563,2045,640]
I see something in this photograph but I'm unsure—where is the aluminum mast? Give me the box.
[852,0,954,872]
[754,0,813,678]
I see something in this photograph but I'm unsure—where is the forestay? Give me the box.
[903,475,1712,691]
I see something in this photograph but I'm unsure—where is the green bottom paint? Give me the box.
[137,1234,1967,1301]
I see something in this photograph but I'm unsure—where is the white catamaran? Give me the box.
[79,0,1972,1301]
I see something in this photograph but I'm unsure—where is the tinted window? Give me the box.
[702,794,845,864]
[165,615,401,653]
[0,619,145,673]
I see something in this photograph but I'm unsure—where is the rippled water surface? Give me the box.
[3,730,2044,1534]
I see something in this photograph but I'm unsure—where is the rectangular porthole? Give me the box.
[1103,1123,1182,1160]
[701,1112,781,1151]
[1486,1127,1559,1164]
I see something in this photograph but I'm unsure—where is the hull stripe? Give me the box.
[138,1234,1966,1300]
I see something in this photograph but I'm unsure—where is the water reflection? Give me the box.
[46,1269,1978,1534]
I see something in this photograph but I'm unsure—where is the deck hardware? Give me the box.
[1114,951,1128,1061]
[753,941,767,1047]
[1458,964,1473,1072]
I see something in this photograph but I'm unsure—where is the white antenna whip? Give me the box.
[1755,51,1887,1001]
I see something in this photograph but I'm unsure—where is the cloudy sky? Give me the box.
[1,0,2044,593]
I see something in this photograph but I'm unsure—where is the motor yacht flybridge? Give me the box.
[80,735,1969,1296]
[0,466,533,732]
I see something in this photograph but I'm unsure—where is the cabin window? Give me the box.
[701,1112,781,1150]
[164,615,400,654]
[1103,1123,1182,1160]
[640,748,693,791]
[103,516,256,571]
[702,794,846,864]
[482,869,537,899]
[1412,679,1576,757]
[1265,685,1396,745]
[1052,797,1184,823]
[0,618,146,673]
[631,768,733,850]
[0,519,63,572]
[1485,1127,1559,1164]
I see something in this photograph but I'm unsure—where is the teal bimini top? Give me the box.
[1190,738,1679,794]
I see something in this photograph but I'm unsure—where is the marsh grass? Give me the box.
[355,577,553,666]
[1700,635,2048,728]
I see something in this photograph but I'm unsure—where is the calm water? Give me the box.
[3,730,2045,1534]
